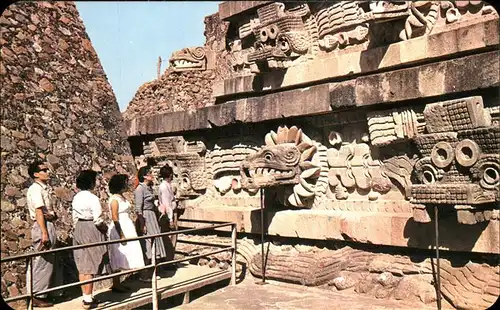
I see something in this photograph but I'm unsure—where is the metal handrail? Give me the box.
[1,222,232,263]
[1,220,238,310]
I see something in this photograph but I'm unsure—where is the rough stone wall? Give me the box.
[122,12,229,121]
[122,69,217,120]
[0,1,135,299]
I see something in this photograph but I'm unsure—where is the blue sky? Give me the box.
[75,2,221,111]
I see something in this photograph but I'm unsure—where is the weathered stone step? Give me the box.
[39,264,231,310]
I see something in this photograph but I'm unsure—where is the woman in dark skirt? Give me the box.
[72,170,126,309]
[134,166,167,281]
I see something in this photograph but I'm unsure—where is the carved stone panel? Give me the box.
[409,97,499,207]
[361,96,499,224]
[403,97,499,224]
[209,144,259,195]
[367,108,425,146]
[144,136,207,199]
[327,137,392,201]
[223,1,498,74]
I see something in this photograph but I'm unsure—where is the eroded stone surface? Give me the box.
[126,51,499,137]
[213,17,499,98]
[120,1,500,308]
[1,1,135,299]
[176,234,498,309]
[180,276,434,310]
[219,1,497,76]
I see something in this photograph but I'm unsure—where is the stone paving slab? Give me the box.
[42,264,230,310]
[177,277,438,310]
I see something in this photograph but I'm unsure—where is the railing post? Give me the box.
[27,257,33,310]
[151,236,158,310]
[434,206,442,310]
[231,223,237,286]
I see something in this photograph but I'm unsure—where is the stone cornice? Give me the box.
[213,17,499,99]
[125,50,499,137]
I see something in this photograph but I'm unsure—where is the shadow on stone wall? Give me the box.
[403,215,490,253]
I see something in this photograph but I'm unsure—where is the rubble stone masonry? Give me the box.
[123,12,231,121]
[0,1,135,298]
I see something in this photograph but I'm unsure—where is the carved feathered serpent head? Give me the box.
[240,126,321,207]
[169,47,206,71]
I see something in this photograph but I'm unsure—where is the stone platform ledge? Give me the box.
[179,205,499,255]
[125,51,499,137]
[213,17,499,98]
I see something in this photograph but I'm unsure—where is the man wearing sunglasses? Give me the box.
[26,160,62,307]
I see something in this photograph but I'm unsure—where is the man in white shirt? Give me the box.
[26,160,63,307]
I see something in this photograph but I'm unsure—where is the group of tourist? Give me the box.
[25,160,178,309]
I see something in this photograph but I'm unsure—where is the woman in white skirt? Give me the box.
[107,175,145,279]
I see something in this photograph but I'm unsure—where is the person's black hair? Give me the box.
[109,174,128,194]
[28,161,45,178]
[137,166,151,183]
[159,165,173,179]
[76,170,98,191]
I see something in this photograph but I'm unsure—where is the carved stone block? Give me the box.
[155,136,186,153]
[413,132,458,157]
[423,96,491,133]
[210,144,259,195]
[222,1,496,75]
[423,101,454,133]
[246,3,312,72]
[381,155,416,198]
[327,142,390,196]
[457,126,500,155]
[412,204,431,223]
[367,108,424,146]
[145,136,207,199]
[410,184,497,205]
[409,96,499,212]
[169,47,214,72]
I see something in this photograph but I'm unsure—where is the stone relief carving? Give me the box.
[243,2,316,73]
[410,97,499,211]
[169,47,211,72]
[209,143,259,195]
[240,125,329,208]
[144,136,207,199]
[380,155,417,198]
[367,109,425,146]
[137,96,498,223]
[234,96,498,222]
[239,123,414,208]
[143,135,264,204]
[327,131,393,202]
[440,0,496,23]
[365,96,499,224]
[226,1,498,73]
